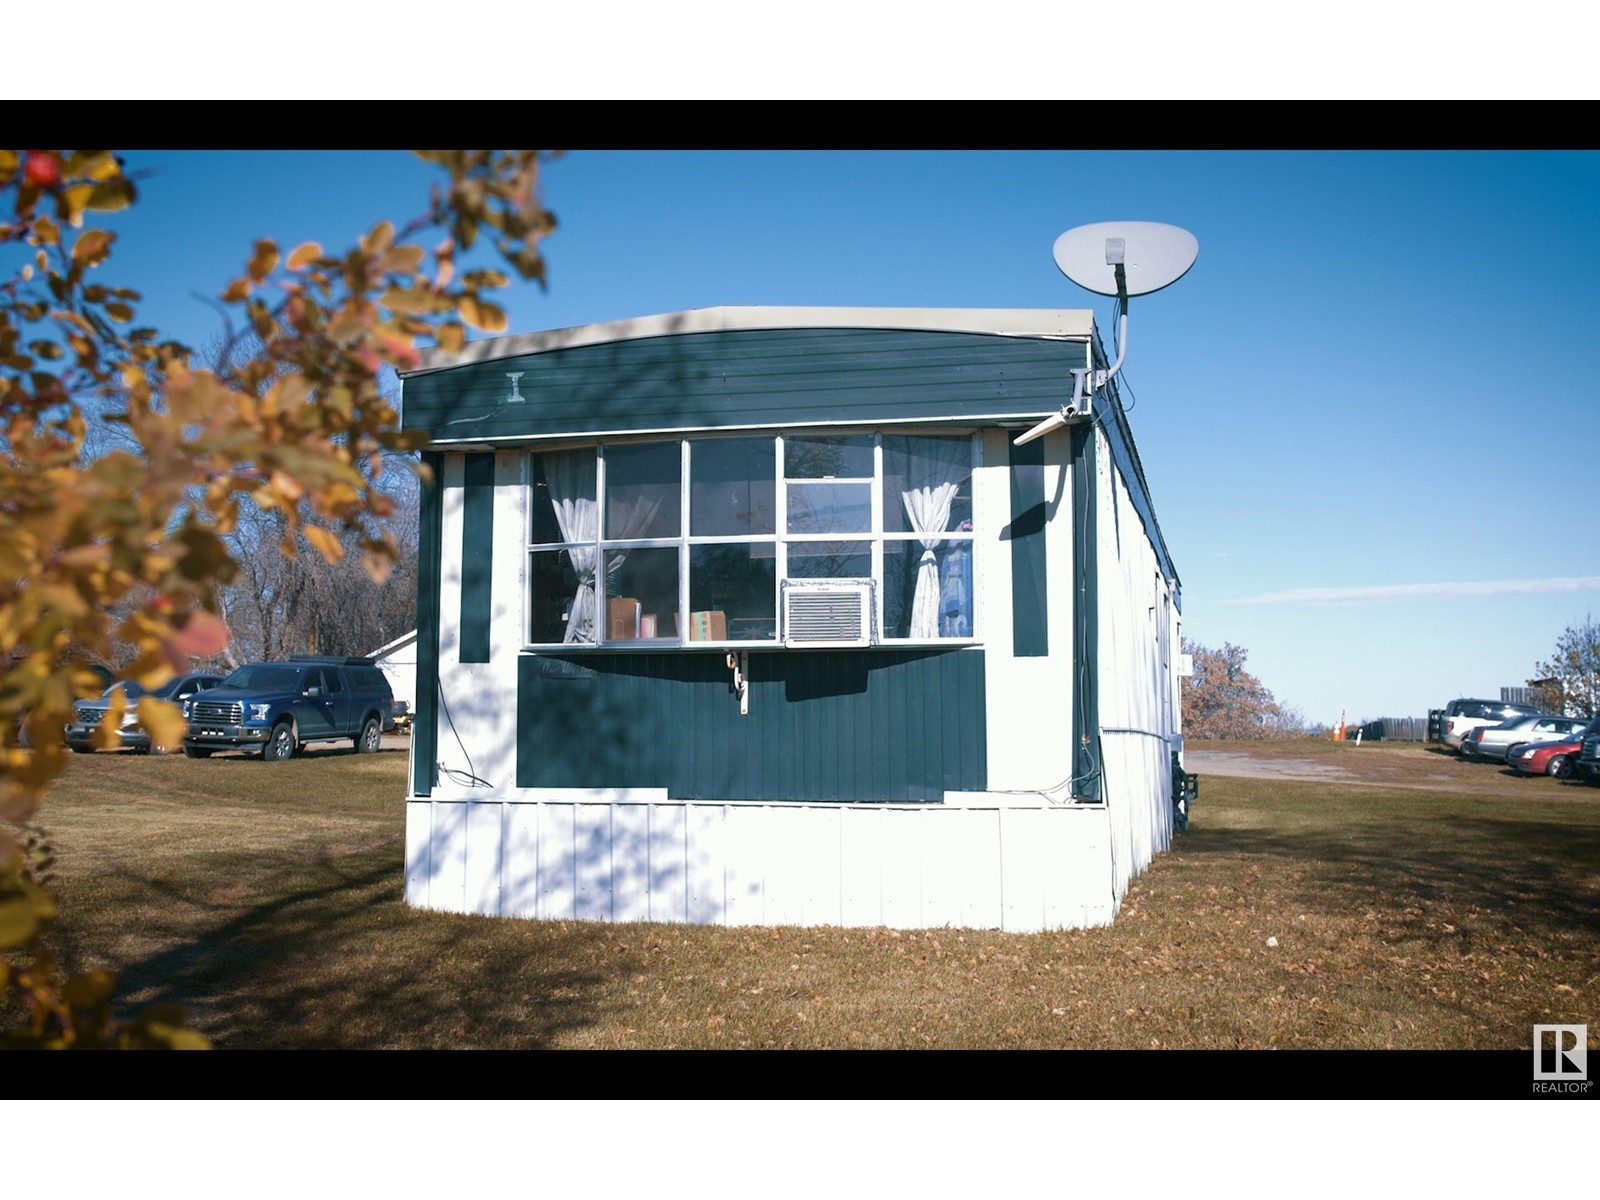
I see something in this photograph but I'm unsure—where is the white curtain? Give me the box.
[545,450,598,643]
[601,494,664,595]
[898,439,971,638]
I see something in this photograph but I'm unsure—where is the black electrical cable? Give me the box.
[435,676,493,788]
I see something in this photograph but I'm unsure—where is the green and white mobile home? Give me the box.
[399,306,1183,931]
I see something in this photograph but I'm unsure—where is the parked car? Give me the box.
[1439,698,1545,750]
[64,672,226,754]
[1509,718,1599,778]
[181,655,394,761]
[1576,725,1600,783]
[1459,713,1588,762]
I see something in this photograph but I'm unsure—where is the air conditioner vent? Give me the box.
[781,578,877,648]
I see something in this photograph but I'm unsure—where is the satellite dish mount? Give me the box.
[1013,221,1198,446]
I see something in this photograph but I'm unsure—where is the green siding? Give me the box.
[412,450,445,797]
[516,648,986,803]
[1008,435,1049,658]
[458,454,495,663]
[403,328,1082,443]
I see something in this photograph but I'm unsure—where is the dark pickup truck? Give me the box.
[182,655,394,761]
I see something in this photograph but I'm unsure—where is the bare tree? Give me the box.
[1531,615,1600,718]
[217,454,419,661]
[1181,639,1302,740]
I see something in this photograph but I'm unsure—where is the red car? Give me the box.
[1509,736,1583,779]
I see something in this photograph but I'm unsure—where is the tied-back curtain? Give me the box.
[545,450,598,643]
[896,439,971,638]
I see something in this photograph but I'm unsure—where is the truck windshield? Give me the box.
[220,666,305,692]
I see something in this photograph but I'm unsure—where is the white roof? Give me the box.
[408,306,1096,375]
[367,629,417,661]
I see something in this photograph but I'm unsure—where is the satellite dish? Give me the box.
[1051,221,1199,298]
[1015,221,1198,447]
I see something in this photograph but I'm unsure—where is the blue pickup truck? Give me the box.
[182,655,394,761]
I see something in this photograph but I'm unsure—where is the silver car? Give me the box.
[1439,698,1545,750]
[65,672,226,754]
[1460,713,1589,762]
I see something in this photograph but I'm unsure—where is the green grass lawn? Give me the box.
[10,741,1598,1049]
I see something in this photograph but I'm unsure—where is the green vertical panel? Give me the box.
[1009,435,1049,657]
[458,454,495,664]
[515,648,984,802]
[870,649,891,800]
[849,657,871,803]
[1071,424,1101,802]
[412,450,445,798]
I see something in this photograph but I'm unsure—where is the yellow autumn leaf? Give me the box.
[287,241,322,270]
[458,295,506,332]
[93,691,126,751]
[82,151,122,182]
[363,221,396,255]
[247,239,279,282]
[137,697,186,752]
[70,228,114,267]
[380,244,425,275]
[0,896,45,950]
[302,525,345,565]
[86,179,135,212]
[435,322,466,354]
[270,470,304,503]
[379,287,434,315]
[61,184,96,218]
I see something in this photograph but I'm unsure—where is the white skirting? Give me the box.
[405,795,1118,932]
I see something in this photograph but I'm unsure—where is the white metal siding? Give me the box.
[1093,425,1177,905]
[406,797,1118,932]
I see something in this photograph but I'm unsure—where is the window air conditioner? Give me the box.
[781,578,877,648]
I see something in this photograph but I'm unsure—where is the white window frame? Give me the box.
[524,430,979,650]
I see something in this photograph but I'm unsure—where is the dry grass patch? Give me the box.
[9,744,1598,1048]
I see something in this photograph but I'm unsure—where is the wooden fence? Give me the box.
[1353,717,1427,742]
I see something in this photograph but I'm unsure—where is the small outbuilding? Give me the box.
[367,629,417,717]
[398,306,1183,931]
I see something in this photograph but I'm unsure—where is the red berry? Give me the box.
[23,151,61,188]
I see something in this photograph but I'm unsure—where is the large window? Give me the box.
[526,432,974,647]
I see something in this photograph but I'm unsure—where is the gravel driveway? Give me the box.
[1183,749,1360,783]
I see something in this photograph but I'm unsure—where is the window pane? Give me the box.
[882,435,972,534]
[605,442,681,540]
[531,449,596,545]
[787,482,871,534]
[603,547,679,641]
[691,438,776,536]
[785,434,873,479]
[690,543,777,642]
[883,539,973,638]
[530,549,585,643]
[786,540,871,580]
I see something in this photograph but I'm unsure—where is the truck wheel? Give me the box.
[356,716,381,754]
[183,746,213,759]
[263,721,296,762]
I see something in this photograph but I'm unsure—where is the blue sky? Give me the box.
[76,149,1600,724]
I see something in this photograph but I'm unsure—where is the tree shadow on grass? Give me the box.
[101,848,623,1050]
